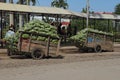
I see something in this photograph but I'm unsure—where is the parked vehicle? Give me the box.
[71,28,114,52]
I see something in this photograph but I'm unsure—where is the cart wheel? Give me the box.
[95,45,102,53]
[31,48,44,60]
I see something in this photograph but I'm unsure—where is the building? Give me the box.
[0,0,6,2]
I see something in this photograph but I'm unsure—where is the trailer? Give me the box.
[74,29,114,53]
[7,31,61,59]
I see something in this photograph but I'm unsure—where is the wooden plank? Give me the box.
[31,40,46,46]
[50,43,57,47]
[28,34,32,52]
[56,39,61,55]
[18,32,22,51]
[45,36,50,56]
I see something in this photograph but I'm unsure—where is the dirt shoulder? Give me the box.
[0,51,120,69]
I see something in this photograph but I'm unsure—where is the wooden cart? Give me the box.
[7,31,61,59]
[76,32,114,53]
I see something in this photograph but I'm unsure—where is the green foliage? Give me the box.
[115,3,120,14]
[71,19,85,32]
[93,20,113,32]
[71,19,114,33]
[51,0,68,9]
[114,32,120,42]
[81,8,87,13]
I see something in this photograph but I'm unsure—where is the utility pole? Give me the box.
[86,0,90,28]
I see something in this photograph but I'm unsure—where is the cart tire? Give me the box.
[31,48,44,60]
[94,45,102,53]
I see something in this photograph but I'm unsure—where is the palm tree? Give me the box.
[51,0,68,9]
[51,0,59,8]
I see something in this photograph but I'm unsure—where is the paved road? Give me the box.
[0,58,120,80]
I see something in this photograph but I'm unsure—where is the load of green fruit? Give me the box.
[70,28,113,47]
[22,20,59,44]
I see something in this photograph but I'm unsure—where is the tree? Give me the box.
[115,3,120,14]
[17,0,36,5]
[51,0,68,9]
[81,8,87,13]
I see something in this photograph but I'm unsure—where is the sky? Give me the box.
[34,0,120,13]
[12,0,120,12]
